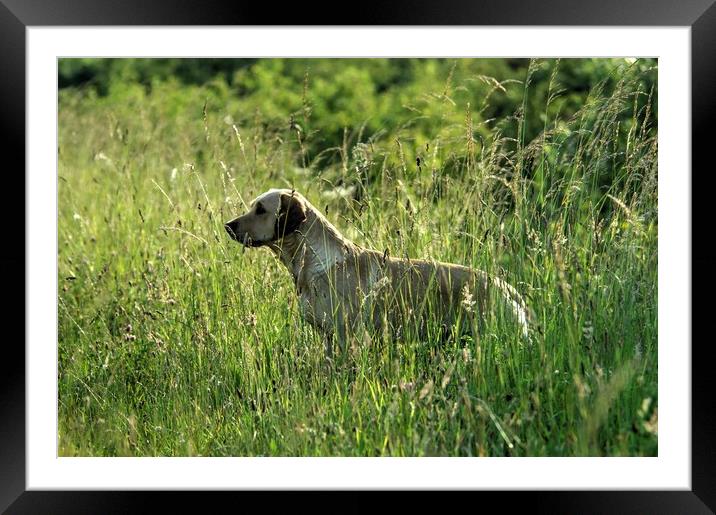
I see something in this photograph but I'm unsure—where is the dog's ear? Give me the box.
[275,192,307,238]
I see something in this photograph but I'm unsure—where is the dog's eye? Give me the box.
[255,203,266,215]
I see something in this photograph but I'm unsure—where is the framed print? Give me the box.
[3,0,716,512]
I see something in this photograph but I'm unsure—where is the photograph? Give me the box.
[57,57,658,458]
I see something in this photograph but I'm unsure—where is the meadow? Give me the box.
[58,58,658,456]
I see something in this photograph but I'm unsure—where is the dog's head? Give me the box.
[225,188,307,247]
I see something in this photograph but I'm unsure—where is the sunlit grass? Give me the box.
[57,59,657,457]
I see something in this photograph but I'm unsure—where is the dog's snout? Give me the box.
[224,220,239,238]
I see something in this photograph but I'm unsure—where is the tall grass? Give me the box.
[58,59,657,456]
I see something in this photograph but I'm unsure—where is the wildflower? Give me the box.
[582,321,594,341]
[643,408,658,436]
[461,283,476,312]
[244,313,257,327]
[398,380,414,393]
[418,380,434,401]
[637,397,652,418]
[321,184,356,201]
[595,364,604,378]
[94,151,112,164]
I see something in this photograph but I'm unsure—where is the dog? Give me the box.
[225,188,530,356]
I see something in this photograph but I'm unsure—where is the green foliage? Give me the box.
[59,58,656,178]
[58,58,657,457]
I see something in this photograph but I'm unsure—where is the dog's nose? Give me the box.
[224,221,238,238]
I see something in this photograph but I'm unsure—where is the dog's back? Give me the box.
[305,246,530,343]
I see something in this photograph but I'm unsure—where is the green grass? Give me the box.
[58,58,658,456]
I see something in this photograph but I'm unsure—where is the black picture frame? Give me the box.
[3,1,715,512]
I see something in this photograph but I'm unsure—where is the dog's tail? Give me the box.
[491,276,534,340]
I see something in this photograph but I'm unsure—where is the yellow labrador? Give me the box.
[225,188,530,355]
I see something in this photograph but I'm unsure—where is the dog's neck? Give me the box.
[268,202,350,289]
